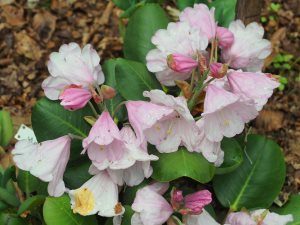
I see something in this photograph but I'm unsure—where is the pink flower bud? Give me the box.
[183,190,212,215]
[216,27,234,48]
[210,62,228,79]
[59,87,92,110]
[167,53,198,73]
[171,189,184,210]
[101,85,116,100]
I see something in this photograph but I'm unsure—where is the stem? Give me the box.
[68,133,85,140]
[189,69,196,92]
[209,41,215,64]
[214,39,218,62]
[88,101,99,118]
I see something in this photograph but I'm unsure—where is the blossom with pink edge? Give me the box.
[210,62,228,79]
[167,53,198,73]
[69,169,124,217]
[195,119,224,166]
[179,4,217,41]
[59,86,92,110]
[187,209,230,225]
[171,188,212,215]
[42,43,104,101]
[222,20,272,72]
[202,84,258,142]
[131,183,173,225]
[216,27,234,48]
[126,90,200,153]
[103,126,158,187]
[226,209,293,225]
[12,136,71,197]
[82,111,133,171]
[227,70,279,111]
[146,22,208,86]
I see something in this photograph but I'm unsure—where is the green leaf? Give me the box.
[112,0,133,10]
[0,186,20,207]
[151,147,215,183]
[122,179,149,205]
[115,58,161,100]
[32,98,93,161]
[17,170,47,196]
[216,138,243,175]
[64,160,91,189]
[17,195,45,216]
[273,194,300,225]
[0,213,28,225]
[103,59,126,121]
[213,135,286,211]
[0,110,14,147]
[123,3,169,63]
[176,0,209,10]
[1,166,16,187]
[209,0,237,27]
[43,195,97,225]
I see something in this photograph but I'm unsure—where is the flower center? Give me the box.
[73,188,95,215]
[114,202,123,214]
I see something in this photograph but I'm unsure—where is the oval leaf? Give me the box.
[213,134,286,211]
[17,195,45,216]
[151,147,215,183]
[0,110,14,147]
[0,187,20,207]
[43,195,97,225]
[123,3,169,63]
[17,170,47,196]
[215,138,243,175]
[115,58,161,100]
[209,0,237,27]
[273,194,300,225]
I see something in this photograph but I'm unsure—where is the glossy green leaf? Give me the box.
[64,160,91,189]
[273,194,300,225]
[32,98,92,161]
[1,166,16,187]
[0,110,14,147]
[112,0,132,10]
[17,195,45,216]
[115,58,161,100]
[176,0,209,10]
[151,147,215,183]
[0,186,20,207]
[213,135,286,211]
[103,59,126,122]
[209,0,237,27]
[0,213,28,225]
[216,138,243,175]
[43,195,97,225]
[123,4,169,63]
[122,180,148,205]
[17,170,47,196]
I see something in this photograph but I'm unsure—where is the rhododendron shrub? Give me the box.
[8,1,299,225]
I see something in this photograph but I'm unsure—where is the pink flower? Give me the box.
[226,209,293,225]
[202,84,258,142]
[126,90,200,153]
[42,43,104,100]
[82,111,133,170]
[171,188,212,215]
[69,170,124,217]
[59,86,92,110]
[131,183,173,225]
[103,126,158,187]
[167,53,198,73]
[221,20,271,72]
[196,120,224,166]
[210,62,228,79]
[180,4,217,41]
[216,27,234,48]
[146,22,208,86]
[227,70,279,110]
[12,136,71,197]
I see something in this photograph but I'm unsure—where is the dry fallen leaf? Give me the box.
[255,110,285,132]
[15,30,42,60]
[1,5,25,27]
[33,10,57,43]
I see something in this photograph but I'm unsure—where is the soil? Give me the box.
[0,0,299,196]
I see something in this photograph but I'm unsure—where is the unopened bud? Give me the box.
[59,87,92,111]
[216,27,234,48]
[101,85,116,100]
[210,62,228,79]
[170,188,184,211]
[167,53,198,73]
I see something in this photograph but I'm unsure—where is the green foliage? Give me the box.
[123,4,169,63]
[17,170,48,196]
[0,110,14,147]
[213,135,286,211]
[151,146,215,183]
[121,180,149,205]
[17,195,45,216]
[176,0,209,10]
[115,58,162,100]
[269,3,281,12]
[273,194,300,225]
[43,195,97,225]
[0,213,28,225]
[215,138,243,175]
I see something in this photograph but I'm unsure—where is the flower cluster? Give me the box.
[11,3,292,225]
